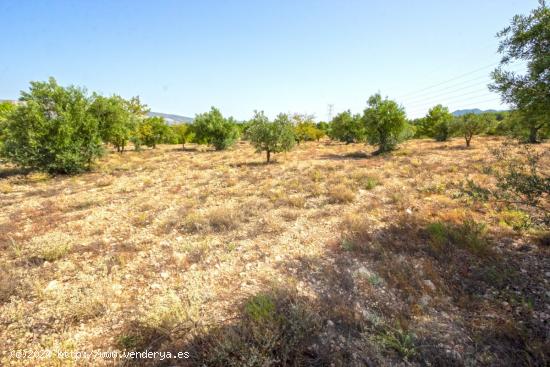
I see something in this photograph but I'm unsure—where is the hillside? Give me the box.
[147,112,193,124]
[1,137,548,366]
[451,108,503,116]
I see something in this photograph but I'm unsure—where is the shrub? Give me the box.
[247,111,296,163]
[363,93,407,153]
[329,110,364,143]
[1,78,103,173]
[418,104,454,141]
[192,107,239,150]
[463,143,549,224]
[499,210,531,231]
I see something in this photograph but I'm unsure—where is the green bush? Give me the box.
[418,104,454,141]
[192,107,239,150]
[363,93,407,153]
[1,78,103,174]
[328,110,364,143]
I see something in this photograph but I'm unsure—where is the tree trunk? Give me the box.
[528,127,539,143]
[266,150,271,163]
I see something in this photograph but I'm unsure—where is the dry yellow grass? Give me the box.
[0,137,548,366]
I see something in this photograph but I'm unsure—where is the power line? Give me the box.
[397,61,500,99]
[408,96,505,117]
[406,90,498,111]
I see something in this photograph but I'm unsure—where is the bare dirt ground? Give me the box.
[1,137,549,366]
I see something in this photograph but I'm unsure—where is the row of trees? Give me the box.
[0,81,545,173]
[0,1,547,173]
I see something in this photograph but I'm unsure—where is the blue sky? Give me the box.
[0,0,537,120]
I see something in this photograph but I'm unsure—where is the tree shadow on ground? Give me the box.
[114,215,548,366]
[319,151,373,161]
[0,166,31,179]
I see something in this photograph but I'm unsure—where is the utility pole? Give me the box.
[327,104,334,122]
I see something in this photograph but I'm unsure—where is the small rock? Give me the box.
[327,320,334,327]
[44,280,59,292]
[423,279,436,292]
[420,295,432,306]
[160,271,170,279]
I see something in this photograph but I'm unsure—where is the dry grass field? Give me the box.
[1,137,549,366]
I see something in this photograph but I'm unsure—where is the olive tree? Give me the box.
[247,111,295,163]
[363,93,406,153]
[1,78,103,174]
[192,107,239,150]
[89,95,135,152]
[172,123,195,150]
[453,113,489,147]
[328,110,364,143]
[490,1,550,143]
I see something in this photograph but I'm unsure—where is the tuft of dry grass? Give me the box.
[327,184,356,203]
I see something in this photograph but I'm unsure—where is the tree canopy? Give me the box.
[192,107,239,150]
[363,93,407,153]
[490,0,550,142]
[328,110,364,144]
[247,111,296,163]
[0,78,103,173]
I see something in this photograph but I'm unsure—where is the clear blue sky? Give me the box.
[0,0,537,120]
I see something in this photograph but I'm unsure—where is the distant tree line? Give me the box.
[0,2,546,173]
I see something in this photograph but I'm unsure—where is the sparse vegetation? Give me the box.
[1,137,548,367]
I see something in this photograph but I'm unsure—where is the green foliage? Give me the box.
[0,102,16,149]
[426,219,490,256]
[0,78,103,174]
[133,116,171,149]
[499,210,532,231]
[462,143,549,225]
[171,123,195,149]
[89,95,136,152]
[189,291,320,366]
[292,113,324,143]
[490,1,550,143]
[328,110,364,143]
[363,93,407,153]
[373,325,417,360]
[245,294,276,322]
[419,104,454,141]
[452,113,490,147]
[192,107,239,150]
[246,111,296,162]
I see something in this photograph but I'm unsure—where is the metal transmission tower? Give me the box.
[327,104,334,122]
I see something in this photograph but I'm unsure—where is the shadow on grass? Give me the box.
[0,166,31,179]
[319,151,372,160]
[113,215,548,366]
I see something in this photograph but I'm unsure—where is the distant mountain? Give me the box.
[147,111,193,124]
[451,108,501,116]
